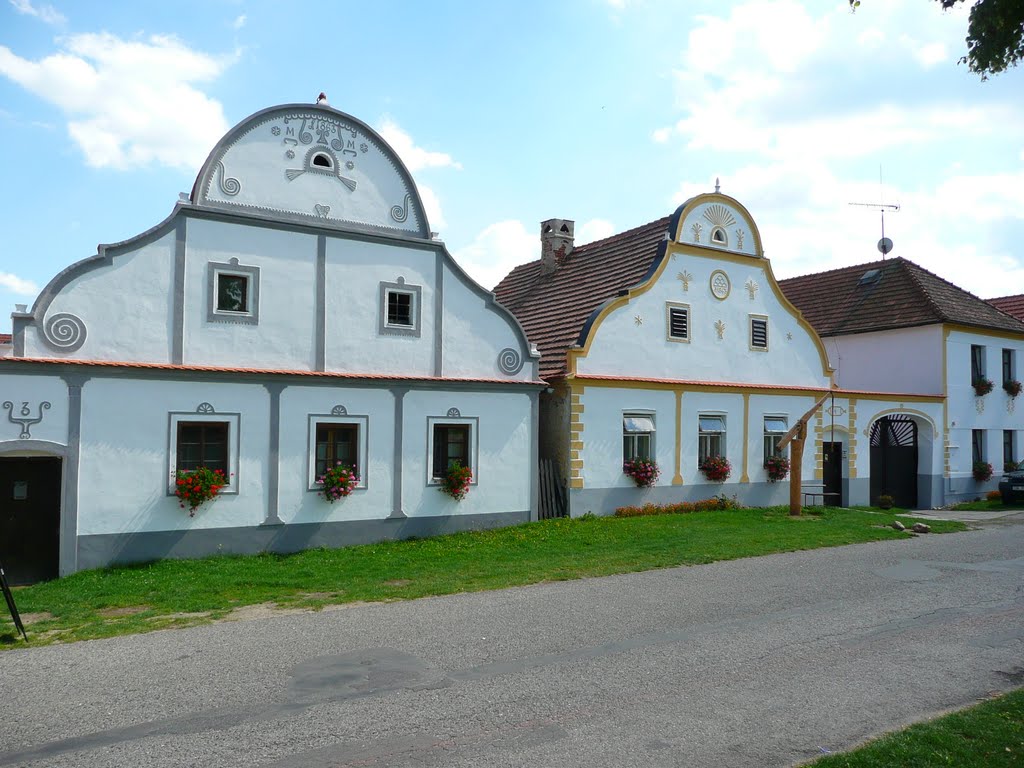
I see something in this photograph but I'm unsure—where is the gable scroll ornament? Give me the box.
[4,401,51,439]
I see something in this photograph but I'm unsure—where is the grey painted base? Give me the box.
[76,511,529,572]
[570,482,798,517]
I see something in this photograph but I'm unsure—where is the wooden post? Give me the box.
[777,392,832,518]
[788,423,805,517]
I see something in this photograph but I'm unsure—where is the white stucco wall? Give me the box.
[946,329,1024,475]
[440,262,535,382]
[828,325,944,394]
[576,251,830,389]
[77,378,270,536]
[184,218,318,370]
[27,230,176,362]
[323,238,436,376]
[0,375,70,448]
[402,389,532,516]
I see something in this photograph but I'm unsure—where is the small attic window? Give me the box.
[560,223,570,233]
[859,269,882,285]
[711,227,727,245]
[312,152,333,169]
[543,224,553,234]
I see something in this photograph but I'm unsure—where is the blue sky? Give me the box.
[1,0,1022,332]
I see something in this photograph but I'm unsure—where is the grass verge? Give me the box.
[950,499,1024,512]
[809,688,1024,767]
[0,506,964,648]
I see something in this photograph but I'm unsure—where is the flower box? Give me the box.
[973,461,993,482]
[318,463,359,502]
[764,455,790,483]
[699,455,731,482]
[623,458,660,488]
[175,467,227,516]
[973,377,994,396]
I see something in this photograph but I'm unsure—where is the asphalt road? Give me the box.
[2,520,1023,767]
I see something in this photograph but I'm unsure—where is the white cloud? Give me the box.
[452,220,536,291]
[577,218,616,245]
[9,0,65,25]
[0,272,39,296]
[0,33,235,169]
[378,118,462,172]
[232,14,246,30]
[651,126,671,143]
[417,185,446,230]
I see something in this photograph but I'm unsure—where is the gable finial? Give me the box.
[714,177,720,193]
[316,92,328,105]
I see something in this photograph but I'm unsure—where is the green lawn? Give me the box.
[950,499,1024,512]
[810,688,1024,767]
[1,506,964,648]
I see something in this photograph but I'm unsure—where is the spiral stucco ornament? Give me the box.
[42,313,87,352]
[497,347,524,376]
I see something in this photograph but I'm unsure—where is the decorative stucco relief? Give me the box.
[497,348,524,376]
[3,400,50,439]
[42,312,87,352]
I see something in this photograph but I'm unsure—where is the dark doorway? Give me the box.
[869,416,918,509]
[822,442,843,506]
[0,457,62,585]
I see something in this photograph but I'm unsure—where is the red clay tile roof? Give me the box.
[778,257,1024,337]
[987,294,1024,322]
[493,217,670,380]
[0,334,10,344]
[0,357,545,386]
[576,374,943,399]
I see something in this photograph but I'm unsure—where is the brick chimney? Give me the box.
[540,218,574,275]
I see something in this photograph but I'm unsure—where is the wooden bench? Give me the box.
[801,484,840,506]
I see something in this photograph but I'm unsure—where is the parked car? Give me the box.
[998,469,1024,504]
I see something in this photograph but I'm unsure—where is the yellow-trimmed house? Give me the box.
[495,190,944,515]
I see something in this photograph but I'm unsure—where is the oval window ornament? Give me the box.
[710,270,731,300]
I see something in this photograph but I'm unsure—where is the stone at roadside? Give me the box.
[891,521,906,531]
[912,522,931,533]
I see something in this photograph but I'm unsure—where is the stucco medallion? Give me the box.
[497,347,524,376]
[710,270,731,300]
[42,312,88,352]
[3,400,50,439]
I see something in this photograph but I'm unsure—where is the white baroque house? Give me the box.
[0,103,542,583]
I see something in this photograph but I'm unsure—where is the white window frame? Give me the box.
[749,314,769,351]
[379,278,422,337]
[426,415,479,485]
[167,411,240,495]
[665,302,691,343]
[763,415,789,464]
[307,414,369,491]
[698,414,726,464]
[623,412,656,462]
[207,259,260,325]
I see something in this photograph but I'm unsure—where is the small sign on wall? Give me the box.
[12,481,27,500]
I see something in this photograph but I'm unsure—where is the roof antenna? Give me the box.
[849,166,899,258]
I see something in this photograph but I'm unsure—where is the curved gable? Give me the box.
[191,104,430,238]
[668,193,762,257]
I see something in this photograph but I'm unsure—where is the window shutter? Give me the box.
[669,307,688,339]
[751,318,768,348]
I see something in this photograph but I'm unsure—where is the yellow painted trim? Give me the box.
[569,478,584,489]
[565,191,835,383]
[570,403,584,414]
[944,322,1024,342]
[570,440,583,450]
[740,393,750,483]
[673,389,683,485]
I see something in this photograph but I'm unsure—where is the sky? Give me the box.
[1,0,1022,332]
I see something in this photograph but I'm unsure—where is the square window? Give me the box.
[387,290,414,327]
[315,423,358,479]
[217,274,249,313]
[207,260,260,325]
[307,414,369,490]
[699,415,725,463]
[750,316,768,350]
[379,280,422,337]
[427,416,478,485]
[623,413,655,461]
[167,411,239,495]
[665,303,690,342]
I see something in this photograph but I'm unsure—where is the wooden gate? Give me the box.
[537,458,568,519]
[869,416,918,509]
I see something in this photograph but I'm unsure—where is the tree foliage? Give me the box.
[851,0,1024,78]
